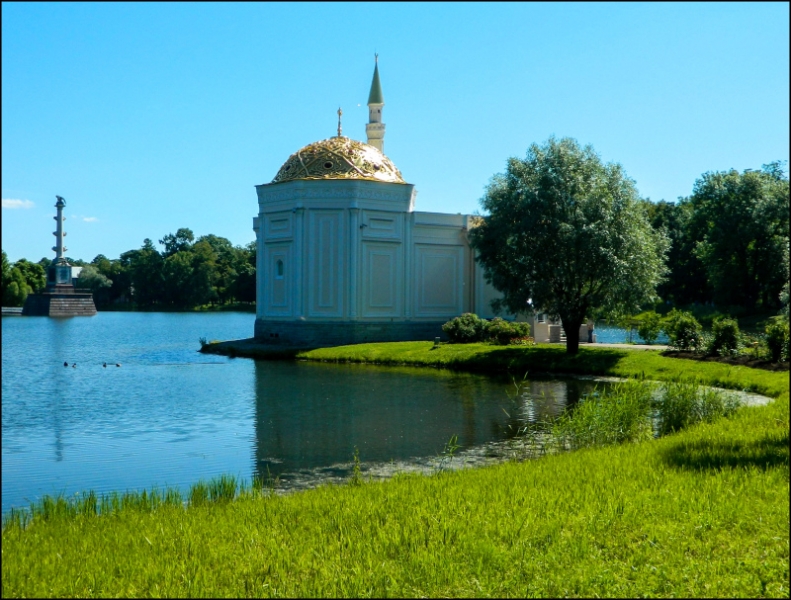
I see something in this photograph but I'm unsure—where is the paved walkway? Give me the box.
[582,342,669,351]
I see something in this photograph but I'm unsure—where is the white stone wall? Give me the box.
[253,178,514,332]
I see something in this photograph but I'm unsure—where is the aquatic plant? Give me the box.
[208,474,238,503]
[437,434,460,471]
[188,480,210,507]
[549,381,654,450]
[656,382,741,436]
[520,379,743,454]
[349,447,363,486]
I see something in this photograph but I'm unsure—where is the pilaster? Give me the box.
[293,206,305,318]
[349,207,360,319]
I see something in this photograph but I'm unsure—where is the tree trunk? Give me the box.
[560,313,584,355]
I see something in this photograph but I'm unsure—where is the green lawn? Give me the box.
[297,342,788,397]
[3,344,788,598]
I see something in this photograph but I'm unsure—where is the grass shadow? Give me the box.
[201,338,313,360]
[461,346,629,376]
[661,433,789,471]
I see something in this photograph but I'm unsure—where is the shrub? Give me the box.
[765,317,789,362]
[708,317,741,357]
[663,309,702,351]
[486,318,531,345]
[441,313,488,343]
[636,311,662,345]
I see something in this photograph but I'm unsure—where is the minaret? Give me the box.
[366,54,385,153]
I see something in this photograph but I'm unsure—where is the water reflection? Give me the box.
[251,361,608,485]
[3,312,621,511]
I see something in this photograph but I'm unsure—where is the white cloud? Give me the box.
[2,198,34,209]
[82,216,98,222]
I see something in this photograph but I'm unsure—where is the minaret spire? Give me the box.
[366,54,386,152]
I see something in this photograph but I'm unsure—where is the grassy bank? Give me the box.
[3,345,789,597]
[293,342,788,397]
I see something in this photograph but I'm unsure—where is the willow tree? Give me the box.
[468,137,668,354]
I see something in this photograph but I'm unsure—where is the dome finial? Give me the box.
[337,107,343,137]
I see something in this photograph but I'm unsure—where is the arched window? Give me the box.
[275,259,284,279]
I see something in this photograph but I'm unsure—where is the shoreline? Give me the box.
[200,338,787,395]
[5,340,788,597]
[199,337,671,359]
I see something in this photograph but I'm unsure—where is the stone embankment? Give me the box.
[22,290,97,317]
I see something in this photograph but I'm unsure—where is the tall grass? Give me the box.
[524,380,743,454]
[549,381,654,450]
[656,382,741,436]
[2,476,269,532]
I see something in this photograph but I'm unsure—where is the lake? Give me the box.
[2,312,617,513]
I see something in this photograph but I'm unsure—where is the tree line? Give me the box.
[2,148,789,333]
[469,137,788,353]
[2,228,256,310]
[641,160,789,312]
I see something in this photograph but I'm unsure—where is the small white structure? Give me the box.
[253,58,510,347]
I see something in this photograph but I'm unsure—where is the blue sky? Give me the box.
[2,2,788,263]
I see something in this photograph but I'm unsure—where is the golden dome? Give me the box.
[271,136,406,184]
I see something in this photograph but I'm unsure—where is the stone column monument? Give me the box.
[22,196,97,317]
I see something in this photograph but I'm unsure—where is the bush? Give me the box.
[765,317,789,362]
[636,311,662,345]
[442,313,488,343]
[663,309,703,351]
[485,318,531,345]
[708,317,741,357]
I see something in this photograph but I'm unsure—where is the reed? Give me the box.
[208,474,238,502]
[548,381,654,450]
[656,381,740,436]
[522,380,743,454]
